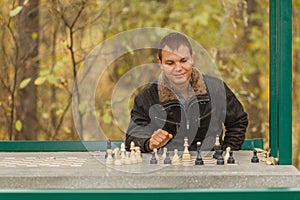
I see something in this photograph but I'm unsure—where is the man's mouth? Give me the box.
[173,73,185,78]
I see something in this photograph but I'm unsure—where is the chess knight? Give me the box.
[125,32,248,152]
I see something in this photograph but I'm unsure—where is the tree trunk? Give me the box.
[15,0,39,140]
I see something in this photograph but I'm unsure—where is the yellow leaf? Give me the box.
[15,120,22,131]
[9,6,23,17]
[47,74,57,85]
[102,113,112,124]
[31,32,38,39]
[34,76,47,85]
[19,78,31,89]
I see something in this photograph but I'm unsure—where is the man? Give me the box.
[126,32,248,152]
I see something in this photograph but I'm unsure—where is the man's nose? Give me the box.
[174,61,182,71]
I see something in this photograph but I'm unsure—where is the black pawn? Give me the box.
[213,145,221,159]
[105,139,112,159]
[251,150,259,163]
[150,152,158,164]
[164,152,172,164]
[195,149,204,165]
[227,151,235,164]
[214,149,223,159]
[217,155,224,165]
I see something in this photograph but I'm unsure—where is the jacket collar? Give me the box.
[158,68,207,102]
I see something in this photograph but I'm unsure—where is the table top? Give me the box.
[0,151,299,189]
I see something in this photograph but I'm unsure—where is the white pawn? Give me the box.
[135,147,143,163]
[161,147,167,161]
[114,148,122,165]
[172,149,181,165]
[130,151,138,164]
[153,148,159,161]
[120,143,127,164]
[106,149,114,165]
[125,152,131,165]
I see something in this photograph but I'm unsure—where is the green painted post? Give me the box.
[269,0,279,160]
[270,0,292,164]
[277,0,292,165]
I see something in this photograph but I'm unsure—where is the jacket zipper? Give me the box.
[161,97,209,130]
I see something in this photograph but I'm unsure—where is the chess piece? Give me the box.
[150,151,158,164]
[105,139,112,159]
[214,149,223,160]
[164,152,172,164]
[195,142,204,165]
[153,148,159,161]
[251,150,259,163]
[125,152,131,165]
[161,147,167,161]
[130,151,138,164]
[120,143,126,164]
[114,148,122,165]
[172,149,181,165]
[217,154,224,165]
[227,151,235,164]
[135,147,143,163]
[130,141,135,157]
[105,149,114,165]
[182,137,192,166]
[213,135,221,159]
[224,147,231,163]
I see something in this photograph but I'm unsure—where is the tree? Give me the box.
[15,0,39,140]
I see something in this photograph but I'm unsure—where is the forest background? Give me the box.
[0,0,299,169]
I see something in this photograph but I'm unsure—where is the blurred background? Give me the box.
[0,0,299,169]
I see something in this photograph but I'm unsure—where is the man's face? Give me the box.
[158,45,194,87]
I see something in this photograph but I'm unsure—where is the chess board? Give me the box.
[0,156,87,167]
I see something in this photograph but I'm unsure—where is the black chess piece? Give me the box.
[214,149,223,159]
[227,151,235,164]
[251,150,259,163]
[164,152,172,164]
[195,149,204,165]
[105,139,112,159]
[213,145,222,159]
[150,152,158,164]
[217,155,224,165]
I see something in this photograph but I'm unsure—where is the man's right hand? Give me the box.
[149,129,173,150]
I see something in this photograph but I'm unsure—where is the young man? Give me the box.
[126,32,248,152]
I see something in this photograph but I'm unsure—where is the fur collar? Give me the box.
[158,68,207,102]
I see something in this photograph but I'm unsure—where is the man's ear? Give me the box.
[157,57,162,64]
[191,51,195,65]
[157,58,163,69]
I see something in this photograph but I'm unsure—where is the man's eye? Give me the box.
[165,62,174,65]
[181,59,187,63]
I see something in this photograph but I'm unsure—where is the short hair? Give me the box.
[157,32,193,60]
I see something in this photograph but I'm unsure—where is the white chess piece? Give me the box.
[125,152,131,165]
[153,148,159,161]
[182,137,192,166]
[106,149,114,165]
[224,147,231,163]
[183,137,189,154]
[215,135,220,146]
[172,149,181,165]
[134,146,143,163]
[114,148,122,165]
[161,147,167,161]
[120,143,126,164]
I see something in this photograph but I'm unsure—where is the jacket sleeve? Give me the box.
[125,91,155,153]
[222,83,248,150]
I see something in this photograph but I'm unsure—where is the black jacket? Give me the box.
[126,69,248,152]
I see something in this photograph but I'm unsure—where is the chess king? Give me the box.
[125,32,248,152]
